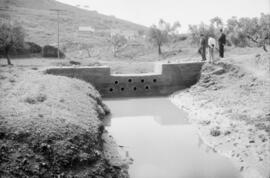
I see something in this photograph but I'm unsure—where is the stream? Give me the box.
[104,97,242,178]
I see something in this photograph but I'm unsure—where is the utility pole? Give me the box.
[50,9,65,59]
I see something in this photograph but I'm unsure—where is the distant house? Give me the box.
[78,26,95,33]
[77,26,95,38]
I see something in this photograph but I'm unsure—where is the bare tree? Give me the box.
[148,19,180,55]
[210,16,224,28]
[108,34,127,57]
[0,22,25,65]
[79,43,94,57]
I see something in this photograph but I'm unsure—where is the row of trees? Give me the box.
[105,19,181,57]
[1,14,269,65]
[110,14,270,56]
[189,14,270,51]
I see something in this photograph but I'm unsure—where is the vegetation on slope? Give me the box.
[0,67,128,178]
[0,0,146,47]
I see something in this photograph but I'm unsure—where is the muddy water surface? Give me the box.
[104,97,242,178]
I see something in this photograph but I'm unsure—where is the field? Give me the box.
[1,42,269,178]
[1,0,270,178]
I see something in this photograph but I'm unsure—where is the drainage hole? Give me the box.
[114,81,119,84]
[145,86,149,90]
[109,88,113,92]
[121,87,125,91]
[153,79,157,83]
[141,79,145,83]
[128,79,132,83]
[133,87,137,91]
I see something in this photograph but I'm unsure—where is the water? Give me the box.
[104,97,242,178]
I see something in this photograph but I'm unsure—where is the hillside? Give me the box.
[0,0,147,48]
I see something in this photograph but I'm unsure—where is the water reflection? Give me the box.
[105,97,188,125]
[104,97,242,178]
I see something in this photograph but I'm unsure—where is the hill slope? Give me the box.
[0,0,147,47]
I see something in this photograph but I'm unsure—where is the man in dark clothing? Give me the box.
[218,29,226,58]
[199,34,207,61]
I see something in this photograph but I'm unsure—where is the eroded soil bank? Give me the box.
[171,53,270,178]
[0,66,129,178]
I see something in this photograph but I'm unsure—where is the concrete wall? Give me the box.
[46,62,204,98]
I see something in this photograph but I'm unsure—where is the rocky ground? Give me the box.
[171,52,270,178]
[0,66,129,178]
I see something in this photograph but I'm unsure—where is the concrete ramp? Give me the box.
[46,62,204,98]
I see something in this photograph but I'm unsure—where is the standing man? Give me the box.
[199,34,207,61]
[218,29,226,58]
[208,37,216,63]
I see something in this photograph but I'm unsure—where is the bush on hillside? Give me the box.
[42,45,65,58]
[0,42,42,58]
[25,42,42,53]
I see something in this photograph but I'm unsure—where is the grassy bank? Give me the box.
[0,66,128,177]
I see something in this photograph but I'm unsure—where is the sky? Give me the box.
[56,0,270,32]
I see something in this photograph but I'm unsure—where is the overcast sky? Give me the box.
[57,0,270,32]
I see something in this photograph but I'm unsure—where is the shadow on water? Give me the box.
[104,97,242,178]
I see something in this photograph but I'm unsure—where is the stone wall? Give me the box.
[46,62,204,98]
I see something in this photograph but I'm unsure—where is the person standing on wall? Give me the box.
[218,29,226,58]
[199,34,207,61]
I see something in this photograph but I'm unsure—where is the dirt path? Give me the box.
[171,52,270,178]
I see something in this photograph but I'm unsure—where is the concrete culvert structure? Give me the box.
[46,62,204,98]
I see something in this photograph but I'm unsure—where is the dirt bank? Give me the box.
[171,53,270,178]
[0,66,129,178]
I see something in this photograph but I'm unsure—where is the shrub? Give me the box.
[25,42,42,53]
[42,45,65,58]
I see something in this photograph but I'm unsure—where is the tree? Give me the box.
[249,13,270,51]
[0,22,25,65]
[188,14,270,50]
[226,14,270,50]
[108,34,127,57]
[148,19,180,55]
[79,43,94,57]
[210,16,223,29]
[188,22,216,44]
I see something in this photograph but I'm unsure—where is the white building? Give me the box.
[78,26,95,33]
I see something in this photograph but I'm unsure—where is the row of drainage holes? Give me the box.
[109,86,150,92]
[114,79,157,85]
